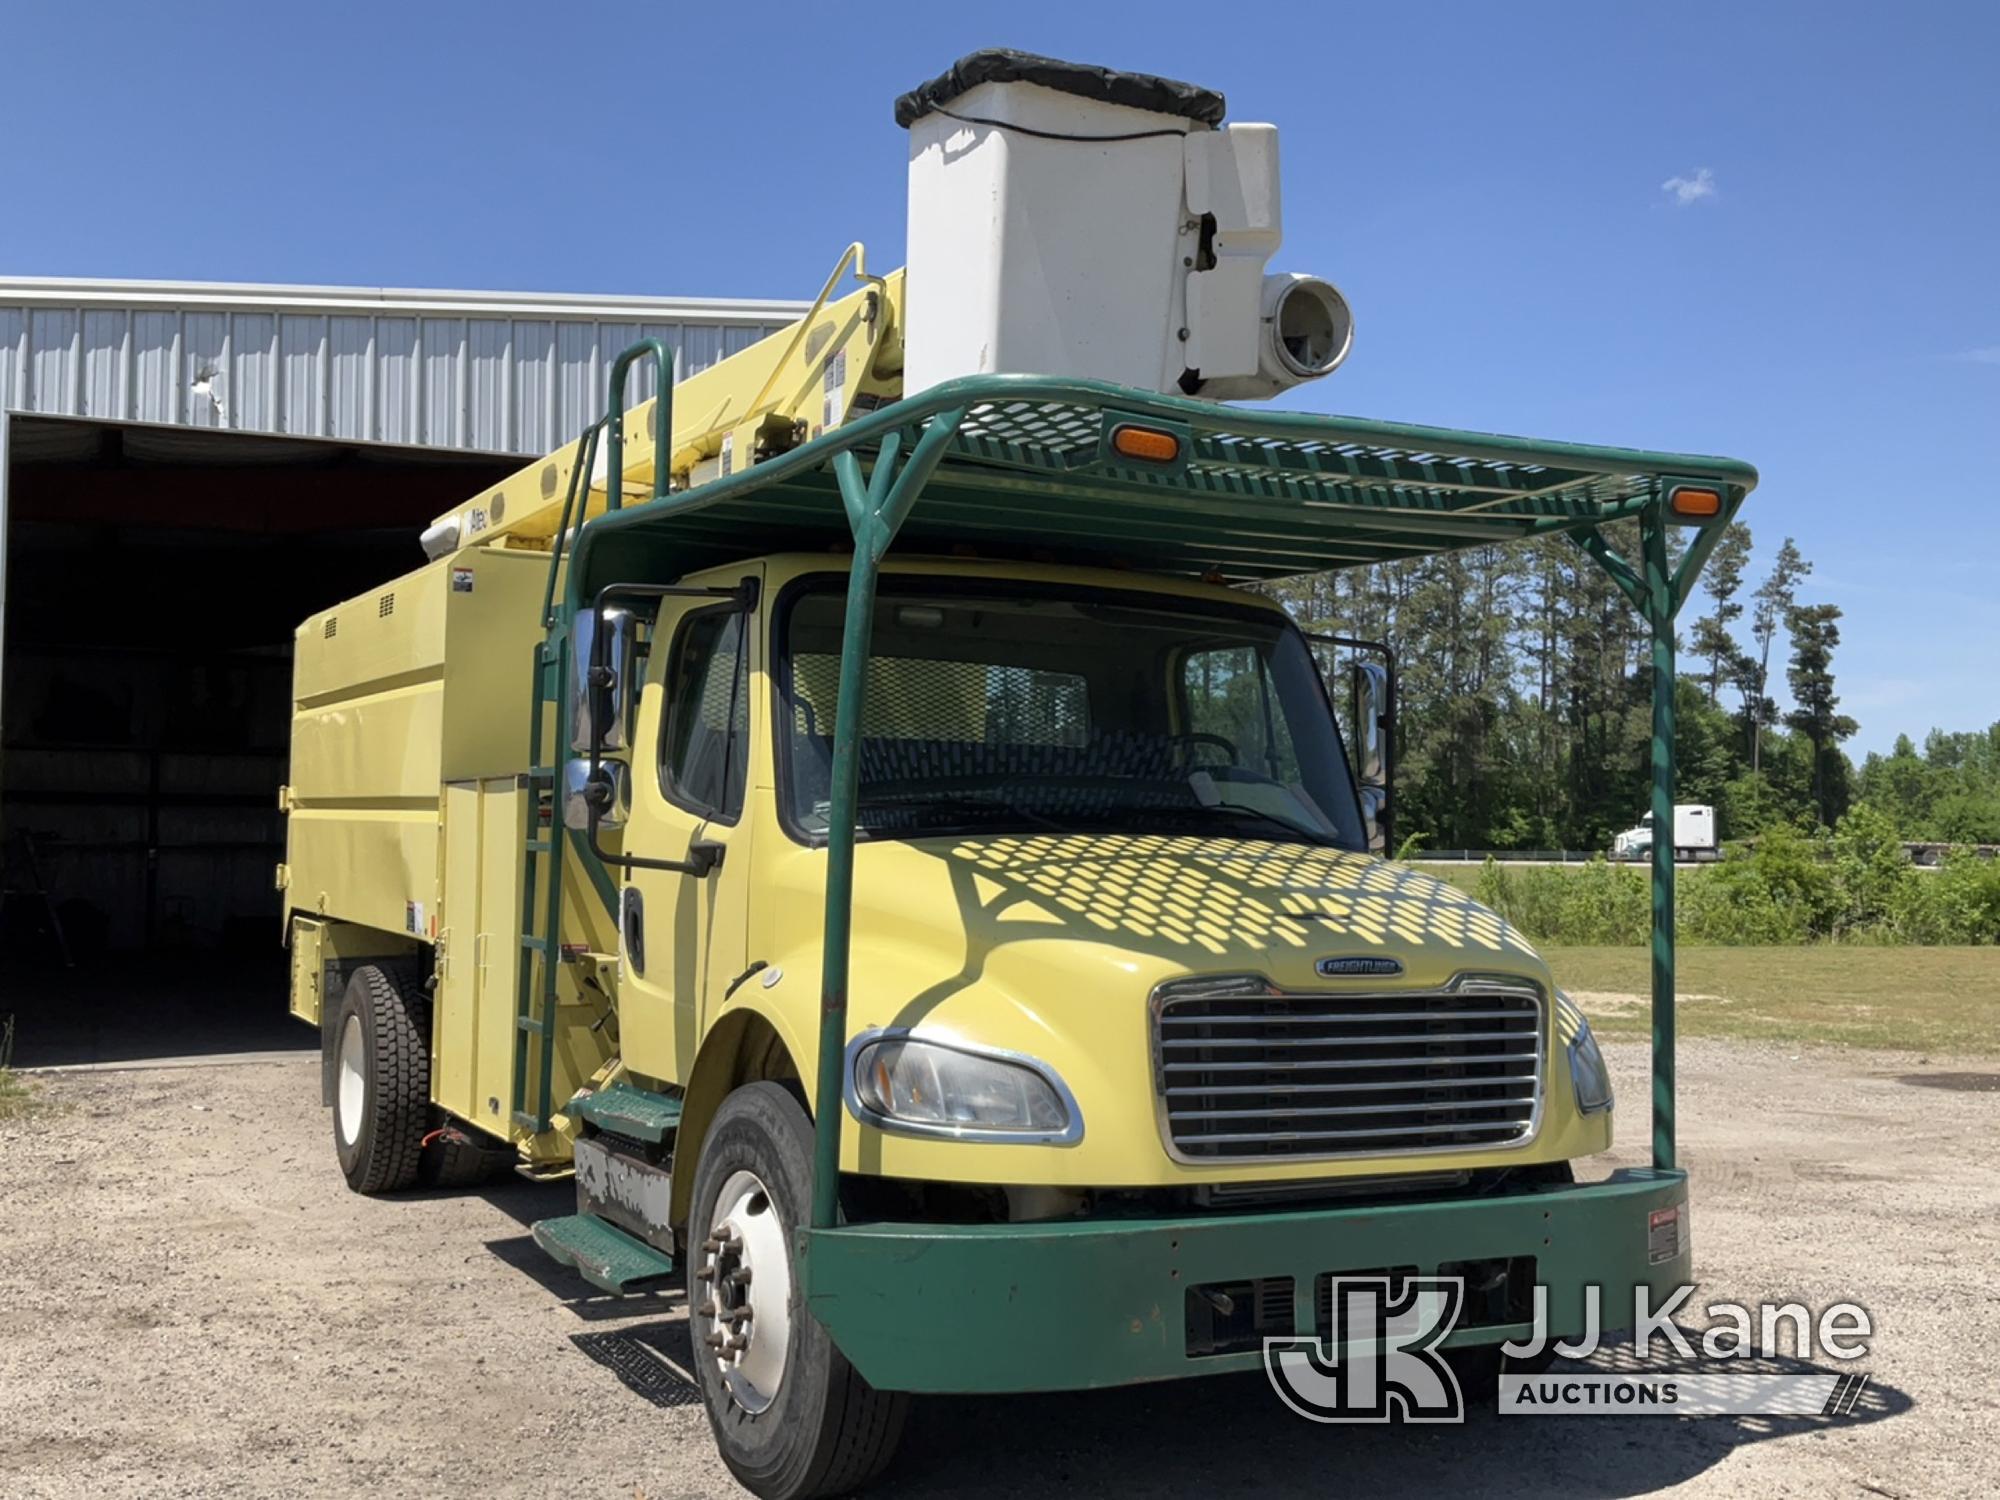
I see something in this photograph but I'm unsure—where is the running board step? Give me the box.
[571,1083,684,1144]
[530,1213,676,1294]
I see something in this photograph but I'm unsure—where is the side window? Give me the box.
[661,609,750,818]
[1181,644,1300,781]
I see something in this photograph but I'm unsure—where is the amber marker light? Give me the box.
[1668,485,1723,519]
[1110,424,1181,463]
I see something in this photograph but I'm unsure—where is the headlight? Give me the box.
[1568,1014,1614,1115]
[845,1031,1082,1144]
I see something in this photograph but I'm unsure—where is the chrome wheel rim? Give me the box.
[697,1168,792,1413]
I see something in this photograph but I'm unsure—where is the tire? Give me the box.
[329,962,430,1194]
[419,1118,517,1188]
[687,1082,908,1500]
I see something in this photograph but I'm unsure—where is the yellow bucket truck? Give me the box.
[281,50,1754,1498]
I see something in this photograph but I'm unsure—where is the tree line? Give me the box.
[1275,521,1999,852]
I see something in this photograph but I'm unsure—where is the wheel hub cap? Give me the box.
[696,1169,791,1413]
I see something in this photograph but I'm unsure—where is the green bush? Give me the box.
[1476,856,1648,946]
[1469,810,1999,946]
[1678,859,1811,944]
[1892,849,2000,944]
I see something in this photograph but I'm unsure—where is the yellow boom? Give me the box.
[425,251,905,558]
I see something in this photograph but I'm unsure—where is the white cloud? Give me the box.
[1661,167,1716,206]
[1952,346,2000,365]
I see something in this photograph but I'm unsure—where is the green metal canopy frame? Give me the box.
[557,360,1756,1228]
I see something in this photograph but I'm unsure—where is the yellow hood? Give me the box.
[842,832,1545,1004]
[755,832,1589,1186]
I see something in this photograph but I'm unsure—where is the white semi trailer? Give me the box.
[1613,804,1718,862]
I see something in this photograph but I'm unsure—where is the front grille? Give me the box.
[1152,977,1544,1162]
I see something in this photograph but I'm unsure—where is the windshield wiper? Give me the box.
[856,792,1066,834]
[1162,801,1343,846]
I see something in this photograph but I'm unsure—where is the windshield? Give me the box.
[777,577,1366,850]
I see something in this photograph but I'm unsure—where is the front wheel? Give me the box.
[687,1083,908,1500]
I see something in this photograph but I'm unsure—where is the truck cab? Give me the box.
[611,551,1609,1193]
[1613,803,1718,862]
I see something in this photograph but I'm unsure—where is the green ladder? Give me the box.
[510,413,600,1135]
[511,339,678,1134]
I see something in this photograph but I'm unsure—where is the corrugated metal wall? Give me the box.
[0,279,805,454]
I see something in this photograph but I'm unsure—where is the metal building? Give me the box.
[0,276,805,973]
[0,276,802,450]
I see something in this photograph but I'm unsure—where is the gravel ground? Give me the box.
[2,1032,1994,1499]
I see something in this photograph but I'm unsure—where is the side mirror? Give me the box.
[1350,658,1393,853]
[570,605,638,753]
[563,758,628,832]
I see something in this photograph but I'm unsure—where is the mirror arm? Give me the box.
[580,577,758,875]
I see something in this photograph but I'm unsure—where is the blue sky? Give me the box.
[4,2,1994,757]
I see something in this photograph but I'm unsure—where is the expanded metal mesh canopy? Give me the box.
[577,376,1757,587]
[548,365,1757,1195]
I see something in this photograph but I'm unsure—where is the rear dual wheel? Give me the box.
[688,1083,908,1499]
[330,961,511,1192]
[330,962,430,1194]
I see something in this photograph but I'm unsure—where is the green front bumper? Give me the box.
[799,1168,1689,1394]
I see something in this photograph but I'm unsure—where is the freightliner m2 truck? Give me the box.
[281,52,1755,1498]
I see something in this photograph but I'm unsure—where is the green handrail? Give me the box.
[540,420,602,629]
[605,340,676,512]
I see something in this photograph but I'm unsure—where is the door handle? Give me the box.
[622,887,646,975]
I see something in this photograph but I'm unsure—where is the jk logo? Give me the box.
[1263,1276,1466,1423]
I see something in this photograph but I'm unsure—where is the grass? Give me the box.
[0,1016,46,1122]
[1545,945,2000,1056]
[0,1069,41,1122]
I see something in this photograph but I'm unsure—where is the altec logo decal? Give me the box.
[1315,956,1404,978]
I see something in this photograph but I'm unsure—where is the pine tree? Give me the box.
[1688,522,1752,703]
[1784,601,1858,825]
[1748,538,1810,772]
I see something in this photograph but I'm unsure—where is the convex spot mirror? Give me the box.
[563,758,629,832]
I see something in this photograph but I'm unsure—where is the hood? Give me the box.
[801,833,1548,1025]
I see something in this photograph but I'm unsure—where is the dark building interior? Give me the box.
[1,416,515,1061]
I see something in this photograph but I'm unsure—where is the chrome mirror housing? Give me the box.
[1349,658,1393,852]
[570,605,638,753]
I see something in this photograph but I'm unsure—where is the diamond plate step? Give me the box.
[531,1213,676,1294]
[572,1083,684,1145]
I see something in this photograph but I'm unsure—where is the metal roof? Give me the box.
[0,275,808,456]
[0,275,808,322]
[573,375,1760,589]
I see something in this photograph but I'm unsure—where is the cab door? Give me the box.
[617,567,762,1087]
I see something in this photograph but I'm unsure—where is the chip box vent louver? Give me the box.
[378,593,396,618]
[324,618,338,639]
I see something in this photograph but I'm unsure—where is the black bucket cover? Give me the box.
[894,49,1225,130]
